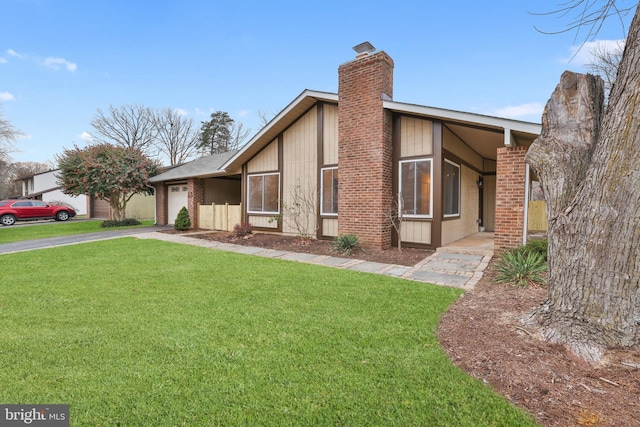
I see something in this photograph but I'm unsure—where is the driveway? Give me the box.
[0,226,167,254]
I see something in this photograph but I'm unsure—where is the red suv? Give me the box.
[0,199,77,226]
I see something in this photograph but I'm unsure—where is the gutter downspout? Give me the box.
[523,163,530,246]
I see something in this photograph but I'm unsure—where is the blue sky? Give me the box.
[1,0,634,164]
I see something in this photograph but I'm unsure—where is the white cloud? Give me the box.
[0,57,6,64]
[564,39,625,66]
[79,132,93,141]
[492,102,544,119]
[44,57,77,72]
[175,108,189,116]
[237,109,250,118]
[7,49,22,58]
[0,92,15,101]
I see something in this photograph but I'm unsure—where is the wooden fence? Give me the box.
[198,203,242,231]
[527,200,548,232]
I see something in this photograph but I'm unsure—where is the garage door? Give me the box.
[167,184,189,225]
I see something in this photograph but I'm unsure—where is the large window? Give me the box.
[321,167,338,216]
[443,159,460,217]
[248,173,280,214]
[399,159,432,217]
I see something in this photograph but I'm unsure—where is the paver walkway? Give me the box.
[0,229,491,289]
[136,232,491,289]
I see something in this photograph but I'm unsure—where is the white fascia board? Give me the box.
[383,100,542,135]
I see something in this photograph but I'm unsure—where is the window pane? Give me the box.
[444,161,460,216]
[248,176,263,212]
[263,174,279,213]
[415,160,431,215]
[322,169,338,214]
[401,162,416,214]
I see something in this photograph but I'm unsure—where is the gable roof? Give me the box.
[148,150,239,182]
[222,90,338,172]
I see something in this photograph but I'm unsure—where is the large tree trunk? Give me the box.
[525,8,640,363]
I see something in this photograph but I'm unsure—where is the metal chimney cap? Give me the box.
[353,41,376,55]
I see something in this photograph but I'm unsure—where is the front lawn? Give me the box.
[0,219,154,243]
[0,239,538,426]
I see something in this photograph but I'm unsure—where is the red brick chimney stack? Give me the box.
[337,43,394,249]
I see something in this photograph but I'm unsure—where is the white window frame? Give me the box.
[443,159,461,218]
[247,172,280,215]
[399,158,433,219]
[320,166,338,216]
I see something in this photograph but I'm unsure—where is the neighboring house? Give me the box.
[150,45,541,251]
[21,169,154,220]
[21,169,88,216]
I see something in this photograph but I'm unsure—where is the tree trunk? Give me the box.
[525,8,640,363]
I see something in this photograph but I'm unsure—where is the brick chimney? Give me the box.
[338,43,394,249]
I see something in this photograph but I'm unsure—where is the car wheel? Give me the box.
[56,211,70,221]
[1,214,16,226]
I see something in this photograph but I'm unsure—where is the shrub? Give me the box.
[100,218,142,228]
[174,207,191,231]
[232,222,253,238]
[496,250,547,288]
[332,234,359,256]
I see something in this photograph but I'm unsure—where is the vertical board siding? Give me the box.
[247,139,278,172]
[441,165,480,245]
[323,104,339,165]
[203,178,241,205]
[400,220,431,244]
[400,117,433,157]
[483,175,496,231]
[322,218,338,237]
[248,215,277,228]
[282,107,318,235]
[125,194,154,219]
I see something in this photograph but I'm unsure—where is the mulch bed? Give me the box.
[177,230,433,267]
[161,229,640,426]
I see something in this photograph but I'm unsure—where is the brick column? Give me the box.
[155,184,167,225]
[188,178,204,229]
[495,146,528,252]
[338,50,394,249]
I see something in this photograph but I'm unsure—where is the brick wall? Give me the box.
[188,178,204,228]
[337,50,394,249]
[155,184,167,225]
[495,146,527,251]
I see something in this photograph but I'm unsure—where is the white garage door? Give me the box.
[167,185,189,225]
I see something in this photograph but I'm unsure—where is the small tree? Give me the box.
[276,182,318,241]
[57,144,158,222]
[384,193,405,252]
[174,207,191,231]
[152,108,199,166]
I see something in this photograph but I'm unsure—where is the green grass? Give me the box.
[0,239,538,426]
[0,219,154,243]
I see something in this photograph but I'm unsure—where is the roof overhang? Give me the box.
[383,100,541,160]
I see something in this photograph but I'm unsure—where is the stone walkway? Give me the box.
[137,232,491,290]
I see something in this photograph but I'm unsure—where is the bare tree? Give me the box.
[0,107,23,160]
[152,108,199,166]
[90,104,157,155]
[586,40,624,99]
[229,122,251,149]
[271,181,318,241]
[525,2,640,362]
[257,110,276,127]
[0,161,50,199]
